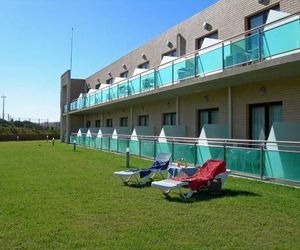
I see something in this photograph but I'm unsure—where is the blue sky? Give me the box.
[0,0,218,121]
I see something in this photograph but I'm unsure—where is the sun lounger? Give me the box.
[151,159,230,199]
[114,153,171,185]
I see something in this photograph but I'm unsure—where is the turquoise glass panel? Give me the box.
[102,89,109,102]
[141,140,155,158]
[129,77,140,95]
[90,136,96,148]
[226,147,260,175]
[174,58,195,81]
[156,142,172,157]
[102,137,110,150]
[224,33,259,68]
[173,143,195,164]
[141,72,155,91]
[118,81,128,99]
[110,86,118,100]
[129,140,139,155]
[95,138,102,149]
[156,65,173,87]
[118,139,128,153]
[197,47,223,75]
[110,138,118,151]
[264,150,300,181]
[262,19,300,58]
[196,145,223,166]
[95,92,102,104]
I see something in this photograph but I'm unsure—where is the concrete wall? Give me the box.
[85,0,300,88]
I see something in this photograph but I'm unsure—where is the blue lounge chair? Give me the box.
[114,153,171,185]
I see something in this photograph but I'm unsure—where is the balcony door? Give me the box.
[250,102,282,140]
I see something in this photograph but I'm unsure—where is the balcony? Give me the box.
[66,12,300,113]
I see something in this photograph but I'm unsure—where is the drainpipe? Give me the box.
[228,86,232,139]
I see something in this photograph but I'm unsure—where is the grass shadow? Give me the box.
[164,189,260,204]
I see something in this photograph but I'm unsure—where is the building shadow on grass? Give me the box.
[164,189,260,204]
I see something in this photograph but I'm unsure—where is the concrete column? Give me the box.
[228,86,232,139]
[101,112,104,127]
[176,96,180,126]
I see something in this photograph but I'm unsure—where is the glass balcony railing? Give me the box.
[63,104,68,113]
[67,15,300,112]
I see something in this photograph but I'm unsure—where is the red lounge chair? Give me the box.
[151,159,230,199]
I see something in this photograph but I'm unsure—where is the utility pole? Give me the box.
[1,95,6,120]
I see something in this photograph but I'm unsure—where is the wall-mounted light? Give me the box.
[141,53,147,60]
[258,0,269,5]
[203,22,212,31]
[204,95,209,103]
[166,41,173,48]
[108,71,112,77]
[259,86,266,96]
[122,63,127,70]
[97,78,100,83]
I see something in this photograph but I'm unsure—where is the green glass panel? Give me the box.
[110,138,118,151]
[264,150,300,181]
[102,137,110,150]
[102,89,109,102]
[90,136,96,148]
[226,147,260,175]
[118,139,128,153]
[95,138,102,149]
[110,86,118,100]
[174,58,195,81]
[129,140,139,155]
[196,145,223,166]
[262,19,300,58]
[141,140,155,158]
[156,65,172,87]
[197,47,223,75]
[95,92,102,105]
[156,142,172,157]
[224,33,259,68]
[173,143,195,164]
[129,77,140,95]
[118,82,128,99]
[141,72,155,91]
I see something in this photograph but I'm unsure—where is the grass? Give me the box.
[0,141,299,249]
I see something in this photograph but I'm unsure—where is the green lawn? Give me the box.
[0,141,299,249]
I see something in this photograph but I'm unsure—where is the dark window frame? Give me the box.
[197,108,219,136]
[106,78,113,85]
[195,30,219,50]
[95,120,101,128]
[106,118,113,127]
[138,61,150,69]
[120,71,129,78]
[138,115,149,126]
[120,117,128,127]
[162,49,177,58]
[249,101,282,140]
[163,112,177,126]
[95,83,101,89]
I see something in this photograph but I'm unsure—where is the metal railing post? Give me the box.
[223,140,227,162]
[108,137,111,151]
[260,142,264,180]
[117,138,119,153]
[258,28,262,62]
[154,68,157,89]
[194,53,197,77]
[101,137,103,150]
[194,142,197,167]
[222,42,225,69]
[139,140,142,158]
[127,79,130,97]
[171,140,175,162]
[139,74,142,93]
[172,61,174,84]
[153,139,157,160]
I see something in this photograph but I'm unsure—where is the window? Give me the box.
[138,61,150,69]
[106,119,113,127]
[162,49,177,58]
[120,71,129,78]
[198,108,219,135]
[95,120,101,128]
[196,31,219,50]
[95,83,101,89]
[86,121,91,128]
[250,102,282,140]
[138,115,149,126]
[106,78,113,85]
[247,5,280,31]
[120,117,128,127]
[163,112,176,126]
